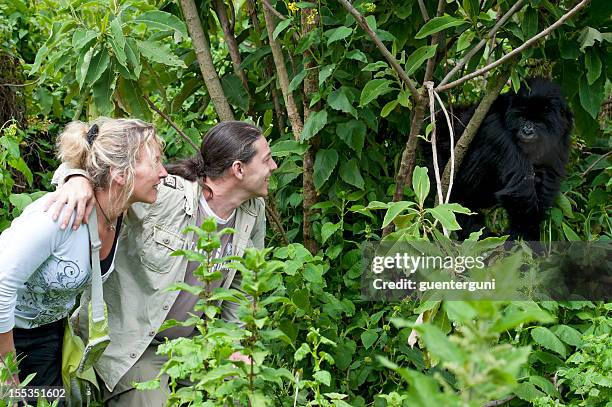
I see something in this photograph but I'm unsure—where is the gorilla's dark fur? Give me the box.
[431,77,573,240]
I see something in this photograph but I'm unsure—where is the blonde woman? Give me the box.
[0,118,168,387]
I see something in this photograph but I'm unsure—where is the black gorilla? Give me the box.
[431,77,573,240]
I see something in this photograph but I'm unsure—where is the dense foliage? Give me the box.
[1,0,610,406]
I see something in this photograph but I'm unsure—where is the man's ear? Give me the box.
[110,168,126,186]
[231,161,244,180]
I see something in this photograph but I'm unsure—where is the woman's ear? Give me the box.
[110,168,126,186]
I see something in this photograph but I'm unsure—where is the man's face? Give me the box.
[240,137,277,198]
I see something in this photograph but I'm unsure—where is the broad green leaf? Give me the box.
[361,329,378,349]
[336,119,366,155]
[76,46,95,90]
[443,301,477,322]
[125,39,142,79]
[326,26,352,45]
[289,69,307,92]
[405,45,437,76]
[271,140,308,157]
[116,77,151,120]
[273,18,293,40]
[9,193,32,213]
[9,158,32,186]
[585,50,602,85]
[328,88,357,118]
[427,206,461,231]
[415,15,467,39]
[561,222,580,241]
[318,64,336,85]
[294,343,310,361]
[359,79,394,107]
[551,325,583,347]
[313,149,338,190]
[72,29,98,52]
[515,382,546,402]
[321,222,341,244]
[84,50,110,88]
[382,201,416,228]
[456,29,474,51]
[531,326,566,358]
[412,166,430,206]
[418,324,465,364]
[313,370,331,387]
[137,40,186,68]
[221,74,249,112]
[110,18,127,68]
[131,10,188,38]
[578,27,603,51]
[462,0,480,19]
[522,7,538,39]
[491,305,554,333]
[339,159,364,189]
[92,65,115,116]
[362,61,387,72]
[556,194,573,218]
[301,110,328,141]
[380,100,398,117]
[346,49,367,63]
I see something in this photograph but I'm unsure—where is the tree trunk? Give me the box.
[212,0,252,102]
[262,1,303,137]
[180,0,234,121]
[301,7,320,254]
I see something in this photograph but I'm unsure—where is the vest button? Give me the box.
[163,238,170,244]
[149,330,155,336]
[130,353,137,358]
[163,304,169,310]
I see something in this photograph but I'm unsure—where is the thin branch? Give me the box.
[143,95,200,152]
[580,151,612,177]
[262,0,286,20]
[437,0,589,92]
[484,395,515,407]
[439,0,525,87]
[423,0,445,83]
[337,0,419,99]
[417,0,429,21]
[433,91,455,203]
[265,198,289,245]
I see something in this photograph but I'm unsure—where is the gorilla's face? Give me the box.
[503,78,573,165]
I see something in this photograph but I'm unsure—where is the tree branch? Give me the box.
[417,0,429,21]
[439,69,512,198]
[337,0,419,100]
[437,0,590,92]
[262,0,303,139]
[265,196,289,245]
[143,95,200,152]
[262,0,286,21]
[180,0,234,121]
[439,0,525,87]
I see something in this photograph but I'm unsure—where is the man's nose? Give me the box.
[270,159,278,171]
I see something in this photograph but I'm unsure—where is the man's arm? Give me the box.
[44,164,95,230]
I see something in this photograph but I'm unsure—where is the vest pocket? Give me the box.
[140,225,184,273]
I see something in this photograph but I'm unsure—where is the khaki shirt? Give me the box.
[74,174,266,391]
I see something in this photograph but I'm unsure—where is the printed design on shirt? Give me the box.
[16,258,89,328]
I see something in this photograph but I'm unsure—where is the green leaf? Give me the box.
[76,46,95,90]
[294,343,310,361]
[412,166,430,205]
[116,77,151,120]
[131,10,188,39]
[92,64,115,116]
[301,110,328,141]
[415,15,467,39]
[457,29,474,52]
[514,382,546,402]
[336,120,366,155]
[221,74,249,112]
[359,79,394,107]
[427,206,461,231]
[9,193,33,213]
[313,149,338,190]
[405,45,437,76]
[380,99,398,117]
[328,87,357,118]
[271,140,308,157]
[273,18,293,40]
[362,61,388,72]
[84,49,110,87]
[561,222,580,241]
[382,201,416,228]
[491,305,554,333]
[125,38,142,79]
[318,64,336,85]
[346,49,367,63]
[137,40,186,68]
[585,50,602,85]
[361,329,378,349]
[289,69,307,92]
[339,159,364,189]
[110,18,127,68]
[418,324,465,364]
[71,29,98,52]
[522,7,538,39]
[313,370,331,386]
[578,27,603,51]
[326,26,352,45]
[531,327,566,358]
[551,325,583,347]
[321,222,341,244]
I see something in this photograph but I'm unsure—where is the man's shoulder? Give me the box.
[239,197,265,217]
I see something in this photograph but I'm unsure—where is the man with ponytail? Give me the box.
[46,120,277,405]
[0,118,167,389]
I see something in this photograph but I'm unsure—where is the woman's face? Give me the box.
[131,141,168,204]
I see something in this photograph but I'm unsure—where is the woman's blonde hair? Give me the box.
[57,117,164,213]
